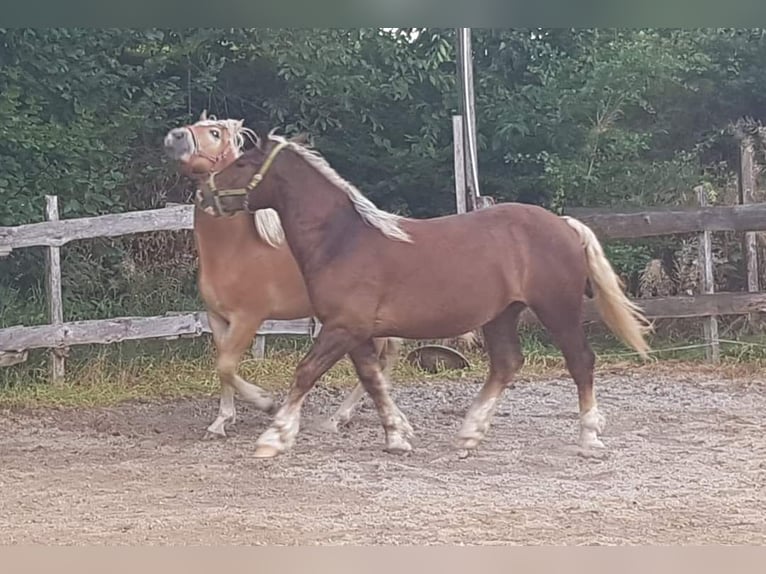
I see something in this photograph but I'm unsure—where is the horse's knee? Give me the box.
[216,354,238,379]
[356,360,382,383]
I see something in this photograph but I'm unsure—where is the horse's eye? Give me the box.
[210,129,221,139]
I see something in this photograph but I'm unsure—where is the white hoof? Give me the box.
[254,423,295,456]
[582,406,606,433]
[454,434,482,451]
[236,384,276,414]
[253,444,282,458]
[579,406,606,450]
[204,417,231,439]
[579,434,606,450]
[313,417,341,434]
[384,432,413,455]
[391,405,415,439]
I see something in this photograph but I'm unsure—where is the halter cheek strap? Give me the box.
[199,140,290,216]
[188,128,231,165]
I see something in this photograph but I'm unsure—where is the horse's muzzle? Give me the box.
[163,128,194,160]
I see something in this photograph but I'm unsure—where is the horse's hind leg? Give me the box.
[532,302,603,449]
[318,337,403,433]
[205,311,275,439]
[348,339,414,454]
[455,303,525,452]
[316,383,365,433]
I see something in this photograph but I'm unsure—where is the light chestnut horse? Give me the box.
[198,133,653,459]
[163,113,404,437]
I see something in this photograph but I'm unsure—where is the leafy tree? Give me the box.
[3,27,766,323]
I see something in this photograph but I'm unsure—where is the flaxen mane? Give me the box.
[267,133,413,243]
[198,117,260,151]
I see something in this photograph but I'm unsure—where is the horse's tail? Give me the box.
[561,216,652,359]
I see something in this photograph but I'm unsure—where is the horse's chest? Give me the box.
[197,271,235,314]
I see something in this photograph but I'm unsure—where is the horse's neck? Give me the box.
[193,150,261,252]
[193,206,267,256]
[273,170,366,275]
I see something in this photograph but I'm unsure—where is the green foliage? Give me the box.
[3,28,766,323]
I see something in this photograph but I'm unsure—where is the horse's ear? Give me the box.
[199,109,208,121]
[289,132,311,146]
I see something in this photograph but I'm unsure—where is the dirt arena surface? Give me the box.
[1,369,764,545]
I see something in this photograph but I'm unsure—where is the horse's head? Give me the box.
[164,110,258,179]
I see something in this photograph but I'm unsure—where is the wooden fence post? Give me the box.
[45,195,66,384]
[452,115,467,215]
[251,336,266,360]
[695,185,720,363]
[739,136,760,324]
[455,28,481,210]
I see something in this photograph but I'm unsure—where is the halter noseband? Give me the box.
[196,140,290,217]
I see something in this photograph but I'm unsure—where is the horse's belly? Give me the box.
[375,287,511,340]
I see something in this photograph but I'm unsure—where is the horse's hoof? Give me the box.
[576,444,609,460]
[265,401,279,416]
[313,418,341,434]
[384,445,412,456]
[384,434,413,455]
[454,435,481,451]
[579,437,606,450]
[253,444,282,458]
[203,426,227,440]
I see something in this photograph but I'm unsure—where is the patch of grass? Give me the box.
[2,327,766,410]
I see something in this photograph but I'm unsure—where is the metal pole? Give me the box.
[456,28,481,207]
[452,115,467,214]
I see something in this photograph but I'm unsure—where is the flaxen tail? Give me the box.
[561,216,653,359]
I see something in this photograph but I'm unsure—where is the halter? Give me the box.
[196,140,290,217]
[187,125,233,165]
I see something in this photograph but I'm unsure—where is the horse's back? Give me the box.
[393,201,588,298]
[399,201,576,251]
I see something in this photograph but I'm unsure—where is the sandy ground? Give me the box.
[0,370,764,545]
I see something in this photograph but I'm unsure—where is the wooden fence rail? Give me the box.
[0,200,312,378]
[0,204,193,253]
[0,314,313,354]
[5,201,766,253]
[566,202,766,239]
[2,195,766,376]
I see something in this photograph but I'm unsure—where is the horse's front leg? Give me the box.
[253,327,361,458]
[348,339,414,454]
[206,311,274,439]
[317,337,402,433]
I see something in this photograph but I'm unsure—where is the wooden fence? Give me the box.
[2,191,766,379]
[568,181,766,362]
[0,197,314,380]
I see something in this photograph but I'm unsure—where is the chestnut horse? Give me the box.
[163,114,403,437]
[198,133,652,459]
